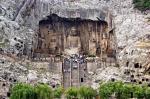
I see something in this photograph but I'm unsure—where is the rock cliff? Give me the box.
[0,0,149,50]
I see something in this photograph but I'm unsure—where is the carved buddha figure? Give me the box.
[67,26,80,48]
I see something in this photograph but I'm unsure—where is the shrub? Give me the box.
[34,84,53,99]
[145,87,150,99]
[133,0,150,11]
[99,81,150,99]
[133,84,145,99]
[121,83,134,99]
[10,83,37,99]
[65,87,79,99]
[54,86,64,98]
[114,81,124,99]
[99,82,116,99]
[11,83,53,99]
[79,86,97,99]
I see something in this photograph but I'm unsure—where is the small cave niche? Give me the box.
[126,61,129,67]
[9,78,12,81]
[13,79,17,83]
[111,78,115,82]
[139,65,142,68]
[2,83,6,87]
[134,63,139,68]
[81,78,84,82]
[139,81,142,84]
[124,69,130,75]
[146,78,149,82]
[131,75,134,78]
[7,92,11,97]
[133,79,137,83]
[142,78,145,81]
[148,83,150,87]
[52,85,55,88]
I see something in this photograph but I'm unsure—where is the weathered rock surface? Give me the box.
[91,66,124,89]
[0,55,61,98]
[0,0,149,51]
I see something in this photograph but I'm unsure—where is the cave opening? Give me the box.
[134,63,139,68]
[81,78,84,82]
[33,14,116,59]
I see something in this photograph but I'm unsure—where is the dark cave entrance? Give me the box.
[33,14,115,59]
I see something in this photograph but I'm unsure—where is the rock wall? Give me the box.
[37,14,116,58]
[1,0,149,52]
[0,54,61,98]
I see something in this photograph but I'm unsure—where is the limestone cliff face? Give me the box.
[0,0,149,48]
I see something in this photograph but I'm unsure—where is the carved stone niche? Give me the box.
[36,14,116,59]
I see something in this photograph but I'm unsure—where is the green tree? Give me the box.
[133,0,150,11]
[145,87,150,99]
[79,86,97,99]
[114,82,133,99]
[99,82,116,99]
[10,83,37,99]
[54,86,64,99]
[65,87,79,99]
[35,84,53,99]
[122,83,134,99]
[133,84,145,99]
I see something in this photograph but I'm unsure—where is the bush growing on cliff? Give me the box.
[10,82,150,99]
[54,86,64,98]
[65,87,79,99]
[133,0,150,11]
[34,84,53,99]
[79,86,97,99]
[99,81,150,99]
[10,83,53,99]
[10,83,37,99]
[99,82,116,99]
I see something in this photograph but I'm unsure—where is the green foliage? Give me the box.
[133,84,145,99]
[10,83,53,99]
[10,83,37,99]
[54,86,64,98]
[79,86,97,99]
[99,82,116,99]
[145,87,150,99]
[99,81,150,99]
[65,87,79,99]
[120,83,133,99]
[34,84,53,99]
[0,38,9,48]
[113,81,124,99]
[10,82,150,99]
[133,0,150,11]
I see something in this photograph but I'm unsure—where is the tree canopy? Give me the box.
[133,0,150,11]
